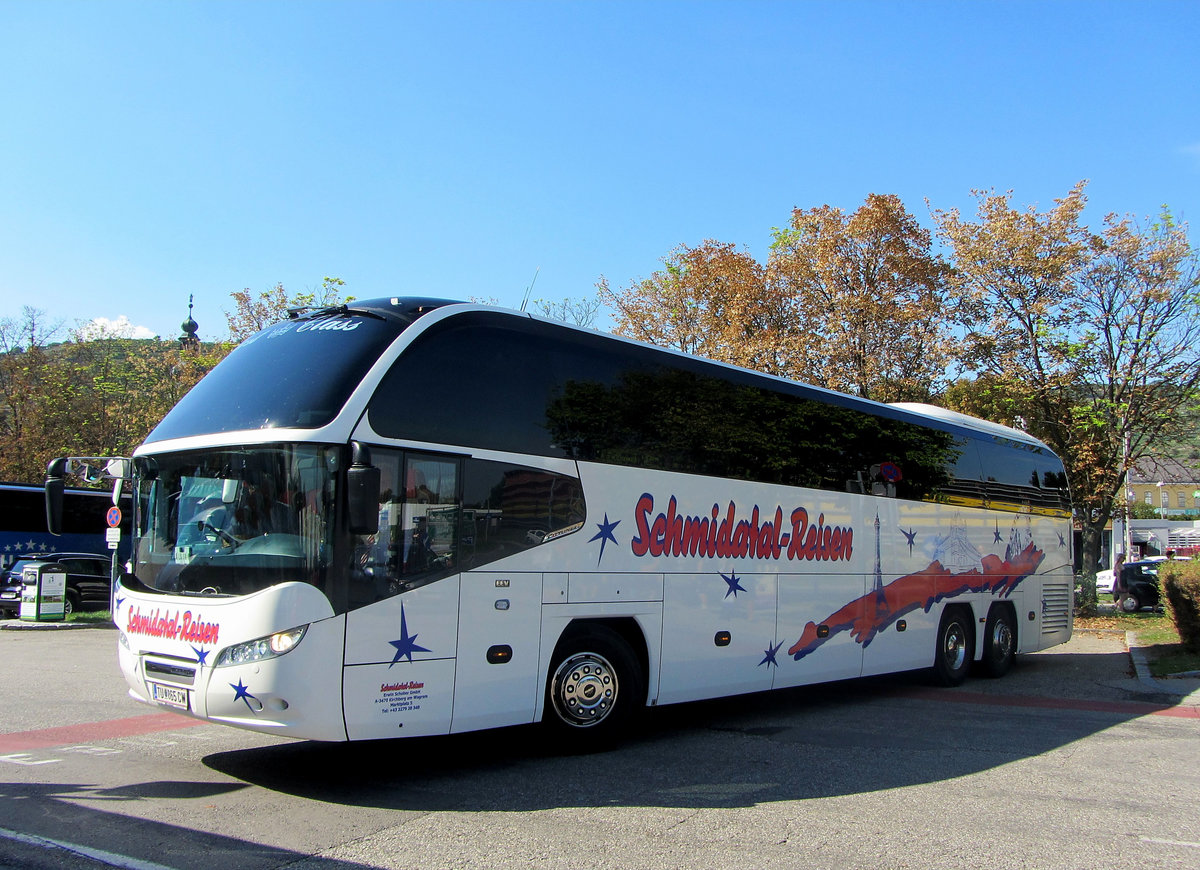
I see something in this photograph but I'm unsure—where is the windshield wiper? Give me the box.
[286,304,385,321]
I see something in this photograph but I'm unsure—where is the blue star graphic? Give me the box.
[115,595,125,611]
[588,513,620,565]
[759,640,784,668]
[192,646,209,666]
[1058,532,1067,548]
[721,571,747,599]
[900,527,917,555]
[994,523,1003,544]
[389,603,431,667]
[230,678,259,712]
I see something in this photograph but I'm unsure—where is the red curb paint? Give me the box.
[0,712,206,754]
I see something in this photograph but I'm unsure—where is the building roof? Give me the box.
[1128,456,1200,486]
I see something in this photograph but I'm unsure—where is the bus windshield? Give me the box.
[146,299,458,443]
[131,444,339,601]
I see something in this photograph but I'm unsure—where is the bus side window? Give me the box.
[351,449,401,606]
[350,451,462,606]
[459,458,586,571]
[400,456,460,578]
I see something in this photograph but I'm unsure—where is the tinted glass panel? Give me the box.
[977,436,1071,513]
[460,458,585,571]
[149,314,403,442]
[0,486,118,535]
[370,313,1055,513]
[349,450,584,606]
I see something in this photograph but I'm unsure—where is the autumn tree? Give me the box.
[935,182,1200,613]
[600,198,954,403]
[225,276,351,342]
[598,240,793,375]
[769,194,952,402]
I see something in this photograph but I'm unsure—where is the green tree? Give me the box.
[935,182,1200,614]
[531,295,603,328]
[0,307,233,483]
[0,307,66,482]
[58,327,232,461]
[224,277,352,342]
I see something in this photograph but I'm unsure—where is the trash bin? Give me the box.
[19,561,67,622]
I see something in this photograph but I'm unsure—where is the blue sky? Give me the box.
[2,0,1197,341]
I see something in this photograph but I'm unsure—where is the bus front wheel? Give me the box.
[544,626,643,746]
[933,607,973,687]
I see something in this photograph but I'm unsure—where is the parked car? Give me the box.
[1114,559,1163,613]
[0,553,113,617]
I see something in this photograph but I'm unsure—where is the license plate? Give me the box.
[150,682,189,709]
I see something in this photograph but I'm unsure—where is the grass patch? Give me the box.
[1145,645,1200,678]
[1075,612,1200,677]
[67,610,113,624]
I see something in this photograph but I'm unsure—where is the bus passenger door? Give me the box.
[342,450,464,740]
[450,571,543,733]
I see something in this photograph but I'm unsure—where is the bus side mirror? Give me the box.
[347,443,381,536]
[46,457,66,536]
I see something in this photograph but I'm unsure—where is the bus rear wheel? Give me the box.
[980,605,1016,679]
[545,626,642,747]
[933,607,973,687]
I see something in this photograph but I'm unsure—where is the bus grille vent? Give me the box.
[144,659,197,686]
[1041,579,1073,634]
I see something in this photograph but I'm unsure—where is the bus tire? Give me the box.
[980,605,1016,679]
[932,606,973,687]
[544,625,643,747]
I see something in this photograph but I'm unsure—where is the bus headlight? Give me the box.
[214,626,308,667]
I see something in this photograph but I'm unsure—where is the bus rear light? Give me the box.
[214,625,308,668]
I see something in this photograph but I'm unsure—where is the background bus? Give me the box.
[1,482,129,616]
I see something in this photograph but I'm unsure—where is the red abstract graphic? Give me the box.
[787,541,1045,661]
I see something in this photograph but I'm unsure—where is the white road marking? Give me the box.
[0,825,181,870]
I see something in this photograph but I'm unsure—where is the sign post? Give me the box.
[106,504,123,616]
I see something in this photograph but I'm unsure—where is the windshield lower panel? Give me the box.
[133,445,340,602]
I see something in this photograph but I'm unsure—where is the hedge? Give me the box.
[1161,561,1200,654]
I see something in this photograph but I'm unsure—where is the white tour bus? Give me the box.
[47,298,1073,747]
